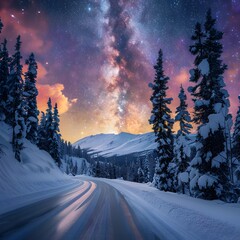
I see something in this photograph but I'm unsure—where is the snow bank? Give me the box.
[96,177,240,240]
[0,121,78,212]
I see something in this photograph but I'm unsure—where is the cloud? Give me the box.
[23,58,77,115]
[37,83,76,115]
[71,98,78,104]
[0,9,52,55]
[0,8,77,116]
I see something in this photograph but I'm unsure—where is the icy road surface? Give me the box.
[0,179,186,240]
[1,177,239,240]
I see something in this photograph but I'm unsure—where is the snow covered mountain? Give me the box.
[74,132,157,158]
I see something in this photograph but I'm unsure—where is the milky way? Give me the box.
[0,0,239,142]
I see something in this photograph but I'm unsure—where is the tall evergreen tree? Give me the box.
[232,96,240,181]
[45,98,55,158]
[81,159,87,175]
[95,160,101,177]
[76,145,82,158]
[175,85,192,137]
[188,22,207,124]
[24,53,39,143]
[8,36,26,161]
[143,153,150,183]
[0,18,3,33]
[52,103,61,166]
[39,99,61,166]
[13,105,26,161]
[68,158,73,175]
[188,9,232,200]
[46,98,53,128]
[59,139,65,158]
[173,85,192,194]
[53,103,60,134]
[72,162,78,176]
[149,49,174,192]
[64,140,68,156]
[0,39,9,120]
[109,163,116,179]
[37,111,47,150]
[137,158,144,183]
[6,36,23,125]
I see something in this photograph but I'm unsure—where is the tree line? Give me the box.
[0,19,73,166]
[149,9,240,202]
[91,153,152,182]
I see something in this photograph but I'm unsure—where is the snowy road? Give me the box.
[0,179,183,240]
[1,178,239,240]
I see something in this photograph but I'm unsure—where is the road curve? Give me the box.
[0,179,164,240]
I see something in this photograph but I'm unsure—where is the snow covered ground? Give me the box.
[93,177,240,240]
[0,121,78,214]
[0,165,239,239]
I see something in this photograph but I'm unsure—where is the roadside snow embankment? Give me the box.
[99,178,240,240]
[0,122,79,213]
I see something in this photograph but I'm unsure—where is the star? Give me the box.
[1,0,239,142]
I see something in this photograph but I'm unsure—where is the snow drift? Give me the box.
[0,121,76,208]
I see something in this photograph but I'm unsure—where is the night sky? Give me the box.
[0,0,239,142]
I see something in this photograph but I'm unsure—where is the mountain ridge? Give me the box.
[73,132,157,158]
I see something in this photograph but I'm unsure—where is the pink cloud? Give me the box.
[37,83,77,115]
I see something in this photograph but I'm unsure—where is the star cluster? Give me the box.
[0,0,239,142]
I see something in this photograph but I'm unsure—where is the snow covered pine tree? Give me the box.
[24,53,39,144]
[43,98,55,157]
[149,49,175,192]
[143,153,151,183]
[188,9,232,201]
[0,39,10,121]
[37,111,48,150]
[8,36,26,161]
[52,103,61,166]
[44,98,61,166]
[232,96,240,182]
[173,85,192,194]
[137,158,144,183]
